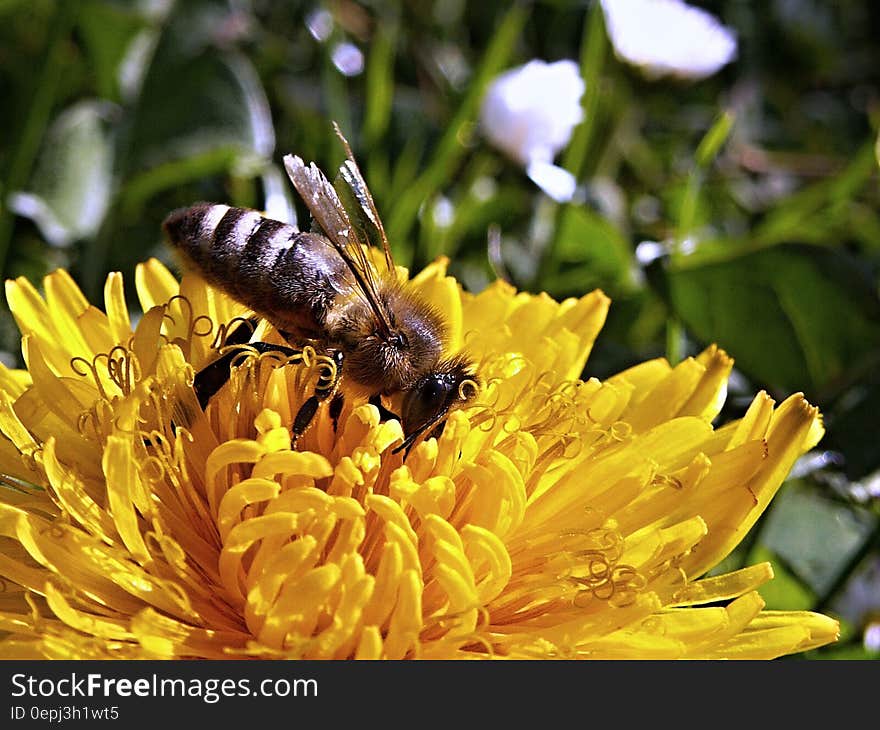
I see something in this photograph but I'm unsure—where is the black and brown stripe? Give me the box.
[162,202,348,339]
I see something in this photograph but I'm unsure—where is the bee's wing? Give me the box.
[283,152,394,337]
[332,123,395,272]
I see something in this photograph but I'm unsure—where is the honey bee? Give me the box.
[162,126,479,454]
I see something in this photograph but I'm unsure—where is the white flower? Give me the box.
[480,59,585,202]
[600,0,737,81]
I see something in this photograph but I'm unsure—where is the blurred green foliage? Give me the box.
[0,0,878,658]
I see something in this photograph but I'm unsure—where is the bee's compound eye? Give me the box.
[401,374,455,439]
[419,375,449,406]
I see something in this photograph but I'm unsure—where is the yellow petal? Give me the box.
[103,436,152,565]
[668,562,775,606]
[103,271,133,344]
[410,257,464,350]
[135,258,179,313]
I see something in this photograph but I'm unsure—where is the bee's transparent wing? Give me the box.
[333,165,384,260]
[332,123,395,272]
[283,153,393,336]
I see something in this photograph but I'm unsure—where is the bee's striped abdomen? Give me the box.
[162,202,345,338]
[164,203,289,280]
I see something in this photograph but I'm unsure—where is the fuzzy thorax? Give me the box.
[323,281,451,392]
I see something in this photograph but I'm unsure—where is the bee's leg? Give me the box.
[329,392,345,433]
[191,316,258,408]
[223,316,260,346]
[152,318,264,444]
[194,341,300,410]
[291,350,344,445]
[368,394,400,424]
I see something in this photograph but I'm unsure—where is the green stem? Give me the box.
[665,318,684,366]
[363,16,397,151]
[664,165,702,364]
[538,1,606,291]
[675,170,703,254]
[0,0,79,279]
[665,110,734,362]
[664,170,700,363]
[561,0,606,179]
[384,3,528,251]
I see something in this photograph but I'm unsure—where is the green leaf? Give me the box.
[750,544,815,610]
[758,481,877,597]
[77,0,150,101]
[823,376,880,479]
[695,110,735,168]
[666,245,880,393]
[0,0,79,273]
[542,204,634,295]
[124,49,273,177]
[119,147,238,216]
[7,100,115,246]
[753,140,877,247]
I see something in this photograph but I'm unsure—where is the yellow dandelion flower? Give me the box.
[0,258,838,659]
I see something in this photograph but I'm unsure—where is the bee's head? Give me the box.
[396,356,479,454]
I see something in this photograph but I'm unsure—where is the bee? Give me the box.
[162,126,479,454]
